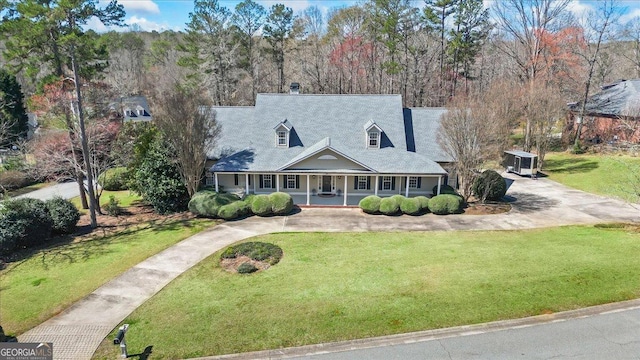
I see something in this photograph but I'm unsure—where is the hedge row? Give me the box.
[0,197,80,255]
[358,193,464,216]
[188,191,294,220]
[359,195,431,215]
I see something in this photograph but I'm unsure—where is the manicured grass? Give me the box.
[0,218,216,336]
[94,226,640,359]
[543,152,640,202]
[4,182,52,198]
[70,190,142,214]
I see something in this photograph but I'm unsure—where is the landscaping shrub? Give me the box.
[379,197,400,215]
[390,194,406,206]
[242,194,256,207]
[415,196,430,213]
[237,262,258,274]
[0,170,30,190]
[0,198,53,254]
[250,194,272,216]
[188,191,240,218]
[104,195,122,216]
[221,242,283,265]
[45,197,80,234]
[98,167,129,191]
[472,169,507,202]
[218,202,246,220]
[270,192,293,215]
[428,194,463,215]
[359,195,381,214]
[433,184,459,196]
[400,197,421,215]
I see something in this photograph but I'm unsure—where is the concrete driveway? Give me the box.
[16,174,640,359]
[15,181,80,201]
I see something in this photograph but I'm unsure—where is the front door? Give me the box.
[322,176,332,193]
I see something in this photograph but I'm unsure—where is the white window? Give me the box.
[357,176,368,190]
[287,175,296,189]
[205,172,214,185]
[277,130,288,147]
[409,176,418,189]
[382,176,392,190]
[262,174,272,188]
[137,109,143,116]
[368,131,379,148]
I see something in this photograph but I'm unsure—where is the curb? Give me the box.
[190,298,640,360]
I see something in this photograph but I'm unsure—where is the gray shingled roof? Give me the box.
[569,79,640,118]
[209,94,452,175]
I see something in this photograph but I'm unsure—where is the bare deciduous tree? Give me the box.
[438,95,509,201]
[151,85,221,197]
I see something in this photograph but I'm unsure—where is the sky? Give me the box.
[90,0,640,33]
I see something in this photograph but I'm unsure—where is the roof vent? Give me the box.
[289,82,300,95]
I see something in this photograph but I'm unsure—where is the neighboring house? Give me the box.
[566,79,640,144]
[207,87,454,206]
[111,96,153,122]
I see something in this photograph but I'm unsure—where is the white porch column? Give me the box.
[245,174,249,195]
[214,173,219,192]
[375,176,379,196]
[276,174,280,192]
[437,175,442,195]
[343,175,348,206]
[306,175,310,205]
[405,176,410,197]
[253,175,256,193]
[398,176,402,194]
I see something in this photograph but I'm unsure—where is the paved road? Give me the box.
[16,174,640,359]
[15,181,80,201]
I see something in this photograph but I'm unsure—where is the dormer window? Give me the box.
[277,130,288,146]
[274,119,293,148]
[137,108,143,116]
[368,132,379,148]
[364,120,382,149]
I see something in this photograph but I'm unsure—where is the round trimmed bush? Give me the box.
[221,241,283,265]
[251,194,272,216]
[473,169,507,201]
[217,202,246,220]
[269,192,293,215]
[242,194,257,207]
[400,197,421,215]
[428,194,463,215]
[359,195,381,214]
[433,184,459,196]
[415,196,430,213]
[237,262,258,274]
[390,194,406,206]
[379,197,400,215]
[188,191,240,218]
[45,197,80,234]
[0,198,53,254]
[98,167,129,191]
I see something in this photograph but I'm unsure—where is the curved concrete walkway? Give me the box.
[17,175,640,359]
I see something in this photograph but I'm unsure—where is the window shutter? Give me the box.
[417,177,421,188]
[367,177,371,190]
[391,177,396,190]
[296,175,300,189]
[283,175,287,189]
[379,178,383,190]
[354,177,357,190]
[249,175,252,186]
[259,175,263,189]
[234,174,239,186]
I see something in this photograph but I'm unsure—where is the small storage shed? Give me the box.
[503,150,538,176]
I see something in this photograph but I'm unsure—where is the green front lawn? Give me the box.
[543,153,640,202]
[70,190,143,214]
[0,218,216,336]
[94,226,640,359]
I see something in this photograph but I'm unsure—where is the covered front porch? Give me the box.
[209,172,446,206]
